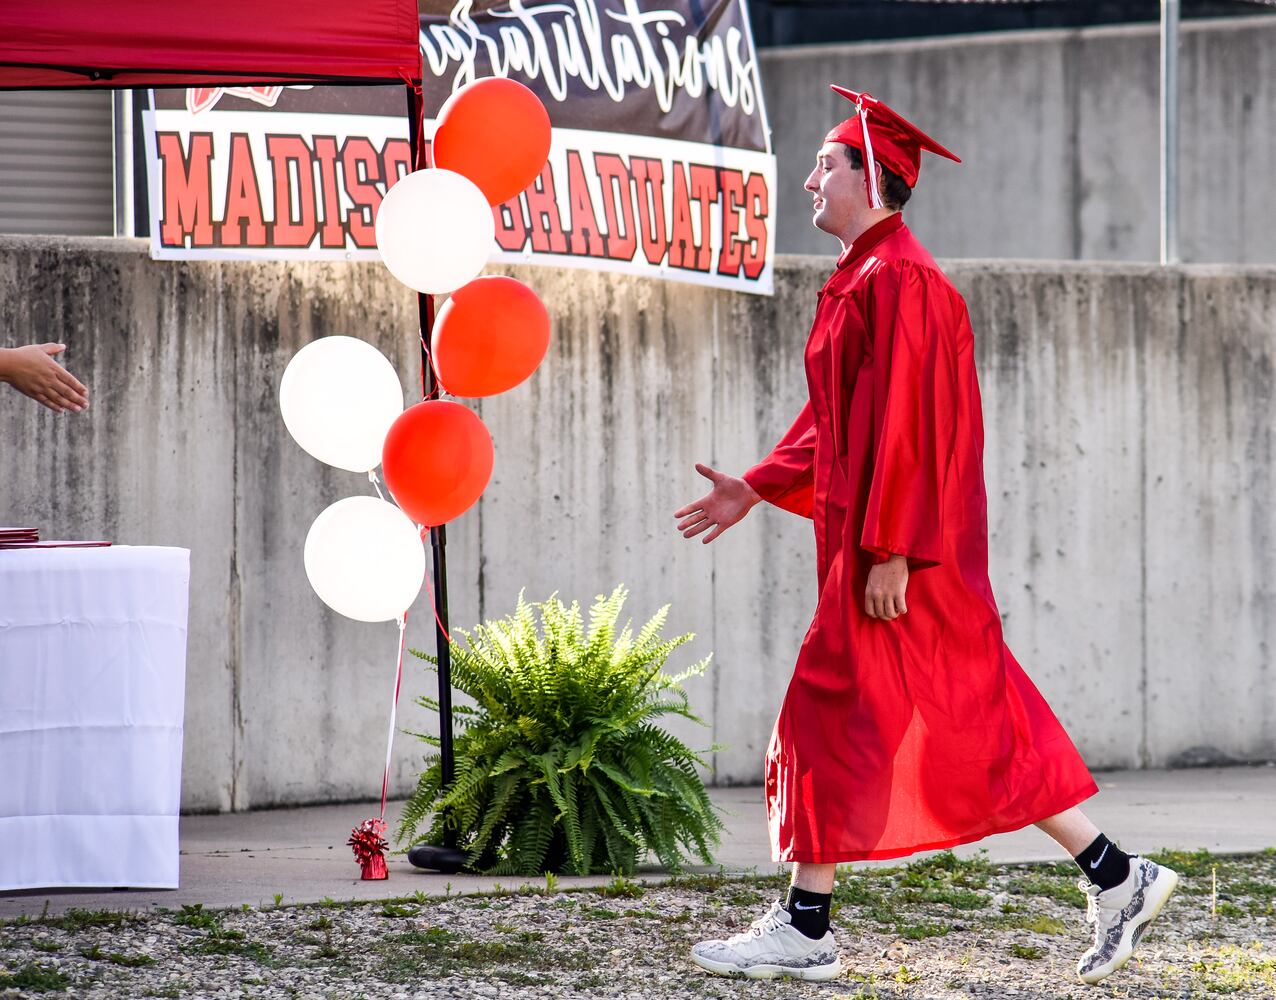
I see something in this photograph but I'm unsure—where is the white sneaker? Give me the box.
[1076,856,1179,984]
[690,899,842,981]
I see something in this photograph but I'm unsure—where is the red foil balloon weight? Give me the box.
[433,276,551,397]
[349,818,389,880]
[432,78,552,206]
[381,400,494,527]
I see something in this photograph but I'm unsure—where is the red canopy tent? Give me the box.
[0,0,422,89]
[0,0,465,871]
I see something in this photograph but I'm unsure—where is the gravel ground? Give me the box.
[1,848,1273,999]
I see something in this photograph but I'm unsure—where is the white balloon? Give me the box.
[375,169,495,295]
[280,336,403,473]
[304,496,425,623]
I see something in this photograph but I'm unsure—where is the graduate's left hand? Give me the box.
[865,555,909,620]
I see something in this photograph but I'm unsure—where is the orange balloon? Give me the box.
[432,78,552,206]
[432,276,551,397]
[381,400,493,527]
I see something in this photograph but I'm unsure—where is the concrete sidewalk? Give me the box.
[3,765,1273,918]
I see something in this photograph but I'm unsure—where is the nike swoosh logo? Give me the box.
[1090,844,1110,869]
[792,902,821,911]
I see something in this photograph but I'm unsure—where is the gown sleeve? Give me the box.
[742,401,817,519]
[860,261,960,569]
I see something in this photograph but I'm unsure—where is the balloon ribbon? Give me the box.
[350,613,408,880]
[420,527,454,644]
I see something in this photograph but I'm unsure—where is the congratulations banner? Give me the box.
[141,1,775,295]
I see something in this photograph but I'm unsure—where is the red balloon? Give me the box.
[432,78,552,206]
[381,401,493,527]
[433,276,551,397]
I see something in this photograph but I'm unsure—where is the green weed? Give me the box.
[312,930,342,960]
[188,932,273,963]
[40,908,136,933]
[834,878,881,907]
[107,951,155,967]
[1001,913,1068,935]
[1008,876,1084,904]
[1188,943,1276,994]
[0,962,73,992]
[1145,848,1220,878]
[598,874,644,899]
[899,885,987,910]
[174,903,220,931]
[512,930,545,944]
[894,920,950,940]
[899,850,993,890]
[892,964,922,983]
[1230,878,1276,901]
[865,901,901,927]
[373,925,589,983]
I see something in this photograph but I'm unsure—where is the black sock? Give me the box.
[784,885,832,939]
[1074,833,1131,891]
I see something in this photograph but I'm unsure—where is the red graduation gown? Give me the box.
[744,214,1097,863]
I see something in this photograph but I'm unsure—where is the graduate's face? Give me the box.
[805,142,862,238]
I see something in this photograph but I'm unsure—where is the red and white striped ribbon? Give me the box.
[378,613,408,820]
[857,98,884,210]
[375,530,455,821]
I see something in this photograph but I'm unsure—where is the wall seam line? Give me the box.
[1064,34,1083,261]
[227,264,245,811]
[710,294,720,785]
[1136,276,1156,770]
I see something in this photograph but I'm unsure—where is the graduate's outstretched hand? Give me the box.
[674,463,761,544]
[865,555,909,620]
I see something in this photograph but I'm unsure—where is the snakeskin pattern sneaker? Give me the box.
[1077,855,1179,984]
[690,899,842,981]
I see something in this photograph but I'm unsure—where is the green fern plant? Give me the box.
[396,586,723,875]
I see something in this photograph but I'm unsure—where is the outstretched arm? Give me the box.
[675,399,819,545]
[0,343,89,413]
[740,400,817,518]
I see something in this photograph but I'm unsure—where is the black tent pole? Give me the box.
[418,292,456,827]
[405,83,463,873]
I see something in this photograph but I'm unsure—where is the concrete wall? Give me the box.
[759,16,1276,264]
[1,238,1272,811]
[0,238,445,813]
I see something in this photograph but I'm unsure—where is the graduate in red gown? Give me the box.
[677,86,1179,987]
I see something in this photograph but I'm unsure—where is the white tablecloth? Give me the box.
[0,546,190,891]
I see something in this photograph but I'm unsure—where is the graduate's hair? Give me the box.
[843,145,912,212]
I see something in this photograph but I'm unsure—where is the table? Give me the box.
[0,546,190,892]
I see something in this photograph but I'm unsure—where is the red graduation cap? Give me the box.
[824,86,961,209]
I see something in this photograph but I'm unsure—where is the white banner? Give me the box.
[140,1,776,295]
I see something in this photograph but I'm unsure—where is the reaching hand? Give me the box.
[674,463,761,545]
[0,344,89,413]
